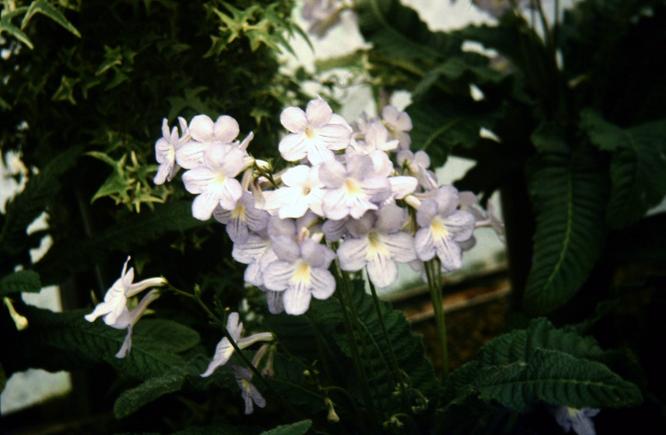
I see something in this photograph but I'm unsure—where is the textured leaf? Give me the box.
[0,147,81,257]
[476,348,642,410]
[524,153,606,314]
[18,307,191,379]
[355,0,449,61]
[114,373,185,418]
[581,110,666,228]
[444,320,642,412]
[21,0,81,38]
[0,270,41,296]
[260,420,312,435]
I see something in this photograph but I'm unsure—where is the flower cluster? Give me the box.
[154,97,502,316]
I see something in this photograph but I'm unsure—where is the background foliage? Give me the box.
[1,0,665,433]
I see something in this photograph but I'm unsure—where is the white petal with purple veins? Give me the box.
[310,268,335,300]
[263,261,295,291]
[283,285,312,315]
[338,237,369,271]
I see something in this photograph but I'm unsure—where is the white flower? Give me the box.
[397,149,438,190]
[112,289,160,358]
[154,117,188,185]
[553,406,600,435]
[337,204,416,288]
[261,164,325,219]
[85,257,166,326]
[181,143,248,220]
[201,312,274,377]
[263,237,336,315]
[232,365,266,414]
[381,105,412,149]
[414,186,476,271]
[279,97,352,165]
[175,114,240,170]
[319,154,391,220]
[348,121,397,177]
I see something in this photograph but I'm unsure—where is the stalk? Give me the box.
[425,260,449,377]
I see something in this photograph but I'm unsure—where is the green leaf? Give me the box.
[356,0,449,61]
[0,270,42,297]
[476,348,642,410]
[0,146,81,257]
[114,373,185,418]
[21,0,81,38]
[524,153,606,314]
[581,110,666,228]
[444,320,642,411]
[260,420,312,435]
[0,17,34,49]
[17,307,191,379]
[133,319,200,354]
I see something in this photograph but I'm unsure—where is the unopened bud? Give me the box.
[404,195,421,209]
[255,159,272,172]
[325,398,339,423]
[4,297,28,331]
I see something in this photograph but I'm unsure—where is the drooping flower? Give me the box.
[414,186,476,271]
[319,154,391,220]
[337,204,416,288]
[213,191,269,243]
[553,406,600,435]
[181,143,248,220]
[279,97,352,165]
[459,191,505,242]
[381,105,413,149]
[175,114,240,170]
[201,312,274,377]
[232,365,267,414]
[154,117,188,185]
[112,289,160,358]
[260,164,325,218]
[85,257,166,326]
[263,237,336,315]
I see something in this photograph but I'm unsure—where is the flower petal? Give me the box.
[282,165,311,187]
[435,238,462,271]
[367,256,398,288]
[283,285,312,315]
[279,133,308,161]
[310,268,335,300]
[201,337,234,377]
[263,261,295,291]
[266,290,284,314]
[182,167,215,194]
[317,124,351,150]
[192,191,220,220]
[305,98,333,127]
[384,232,416,263]
[376,203,406,233]
[213,115,239,143]
[280,107,307,133]
[389,176,418,199]
[218,178,243,211]
[414,228,436,261]
[189,114,214,142]
[338,237,368,271]
[176,141,207,169]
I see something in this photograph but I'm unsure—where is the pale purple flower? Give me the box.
[213,191,269,243]
[348,122,397,177]
[397,149,438,190]
[201,312,273,377]
[260,164,325,218]
[175,114,240,170]
[263,237,336,315]
[181,143,247,221]
[414,186,476,271]
[382,105,412,149]
[232,365,266,414]
[279,98,352,165]
[154,117,188,185]
[85,257,166,326]
[233,232,278,288]
[337,204,416,288]
[459,191,505,242]
[319,154,391,220]
[554,406,600,435]
[112,289,160,358]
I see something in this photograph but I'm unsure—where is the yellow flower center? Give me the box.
[304,126,316,139]
[367,231,389,258]
[231,202,246,220]
[430,216,448,239]
[291,261,311,285]
[344,178,362,197]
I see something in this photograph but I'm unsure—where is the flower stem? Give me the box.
[334,263,376,420]
[367,278,402,386]
[425,260,449,377]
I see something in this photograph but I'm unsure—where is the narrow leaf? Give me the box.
[21,0,81,38]
[0,270,41,297]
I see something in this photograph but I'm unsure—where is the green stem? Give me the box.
[425,260,449,377]
[334,263,376,420]
[367,277,402,386]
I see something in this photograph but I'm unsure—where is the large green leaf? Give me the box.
[523,153,606,314]
[581,110,666,228]
[0,270,41,297]
[443,319,642,412]
[15,307,197,379]
[355,0,450,61]
[476,348,641,410]
[114,373,185,419]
